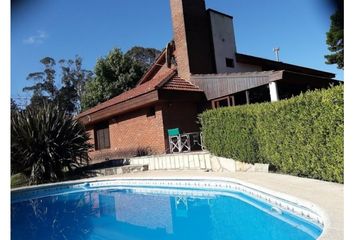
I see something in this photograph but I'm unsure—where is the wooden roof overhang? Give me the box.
[280,71,340,86]
[236,53,335,79]
[78,90,160,126]
[191,70,340,101]
[192,71,283,100]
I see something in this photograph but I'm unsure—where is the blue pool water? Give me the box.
[11,184,322,240]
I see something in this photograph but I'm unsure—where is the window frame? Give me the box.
[211,96,235,109]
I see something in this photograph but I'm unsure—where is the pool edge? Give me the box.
[11,175,329,239]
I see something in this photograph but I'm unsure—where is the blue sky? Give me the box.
[11,0,343,106]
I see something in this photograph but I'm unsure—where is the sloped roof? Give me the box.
[78,67,174,118]
[236,53,335,78]
[161,75,202,92]
[77,67,202,119]
[192,69,338,100]
[192,71,282,100]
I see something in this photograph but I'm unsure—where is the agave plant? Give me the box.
[11,103,92,185]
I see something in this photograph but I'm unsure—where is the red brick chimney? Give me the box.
[170,0,215,82]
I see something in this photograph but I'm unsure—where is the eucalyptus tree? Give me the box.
[23,56,93,114]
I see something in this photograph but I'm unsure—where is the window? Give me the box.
[211,96,235,109]
[146,106,156,117]
[94,122,110,150]
[225,58,235,68]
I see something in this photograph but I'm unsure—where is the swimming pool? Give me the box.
[11,178,324,240]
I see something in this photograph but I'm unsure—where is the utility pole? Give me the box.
[273,48,280,62]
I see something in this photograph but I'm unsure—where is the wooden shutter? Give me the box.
[94,122,110,150]
[103,127,110,149]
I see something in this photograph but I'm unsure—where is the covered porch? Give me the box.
[191,70,339,108]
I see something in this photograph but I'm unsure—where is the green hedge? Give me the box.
[200,85,343,183]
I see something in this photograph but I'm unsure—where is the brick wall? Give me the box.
[170,0,191,81]
[162,102,200,133]
[170,0,215,82]
[86,99,202,163]
[87,105,166,163]
[161,101,201,151]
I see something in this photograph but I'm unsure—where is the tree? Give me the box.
[23,57,58,107]
[11,102,93,185]
[125,46,161,71]
[58,57,93,113]
[23,56,93,114]
[325,4,344,69]
[80,48,146,111]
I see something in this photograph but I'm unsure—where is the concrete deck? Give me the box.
[96,170,343,240]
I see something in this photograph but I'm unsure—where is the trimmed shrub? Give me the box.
[201,107,260,164]
[200,85,343,183]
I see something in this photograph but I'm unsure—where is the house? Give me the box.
[77,0,338,163]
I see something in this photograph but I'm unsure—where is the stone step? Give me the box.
[95,164,148,176]
[121,164,149,174]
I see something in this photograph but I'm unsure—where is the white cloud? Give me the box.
[23,30,48,45]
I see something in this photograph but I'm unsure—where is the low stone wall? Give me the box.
[129,151,269,173]
[95,164,149,176]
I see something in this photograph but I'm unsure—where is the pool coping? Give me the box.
[12,171,342,239]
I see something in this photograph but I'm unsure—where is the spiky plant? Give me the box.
[11,103,92,185]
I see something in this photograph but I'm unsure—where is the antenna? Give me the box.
[273,48,280,62]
